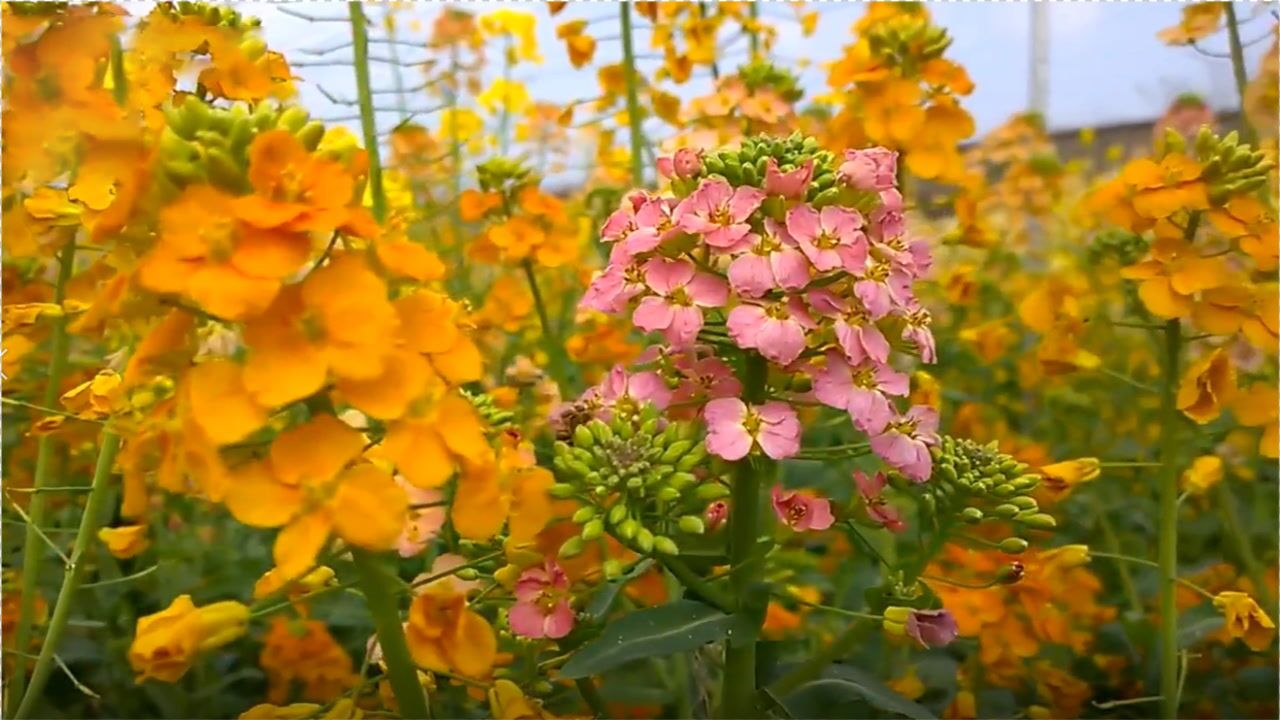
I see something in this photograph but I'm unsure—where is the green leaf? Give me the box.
[778,680,876,719]
[560,600,740,679]
[1178,614,1224,648]
[802,665,936,720]
[584,559,654,622]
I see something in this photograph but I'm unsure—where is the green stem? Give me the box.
[1215,482,1273,613]
[768,621,867,697]
[720,354,770,720]
[1224,3,1257,144]
[521,259,566,385]
[14,432,119,719]
[8,239,77,717]
[619,3,646,187]
[660,556,732,613]
[747,2,760,58]
[499,35,512,156]
[350,550,431,720]
[1090,551,1214,601]
[1098,510,1144,615]
[1156,317,1183,720]
[349,2,386,224]
[574,678,609,719]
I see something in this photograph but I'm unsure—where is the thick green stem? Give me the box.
[8,239,78,717]
[747,2,760,58]
[1224,3,1257,144]
[619,3,646,187]
[769,621,867,698]
[1215,482,1273,612]
[349,2,386,224]
[1157,317,1182,720]
[14,432,120,719]
[720,354,770,719]
[351,550,431,720]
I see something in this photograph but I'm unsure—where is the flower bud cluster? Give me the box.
[159,100,325,194]
[903,436,1054,542]
[160,1,261,29]
[1179,127,1275,200]
[549,403,725,558]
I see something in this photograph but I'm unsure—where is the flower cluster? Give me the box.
[583,133,939,479]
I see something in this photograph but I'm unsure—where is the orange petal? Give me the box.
[274,511,333,581]
[1138,277,1191,319]
[447,609,497,678]
[335,350,433,420]
[185,360,268,446]
[187,264,279,320]
[269,414,365,487]
[382,421,455,489]
[224,462,303,528]
[330,464,407,551]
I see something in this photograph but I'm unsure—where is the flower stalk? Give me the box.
[1156,316,1183,720]
[349,8,429,718]
[1223,3,1257,144]
[619,2,646,187]
[8,238,78,717]
[720,353,771,719]
[14,432,120,719]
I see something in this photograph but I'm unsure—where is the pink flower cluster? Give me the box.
[581,143,939,481]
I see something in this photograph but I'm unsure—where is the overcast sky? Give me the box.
[241,2,1272,148]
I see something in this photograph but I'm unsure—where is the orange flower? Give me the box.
[1119,154,1209,219]
[1176,348,1235,424]
[241,254,400,407]
[406,581,497,680]
[235,130,374,236]
[1157,3,1226,46]
[1121,243,1229,319]
[1234,383,1279,458]
[223,414,407,579]
[1213,591,1277,651]
[459,189,503,222]
[377,392,491,490]
[395,290,484,384]
[137,185,311,319]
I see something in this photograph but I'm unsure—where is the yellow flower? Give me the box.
[239,704,324,720]
[223,414,408,580]
[477,78,532,116]
[1042,544,1091,569]
[1234,383,1279,458]
[1038,458,1100,497]
[1213,591,1277,651]
[1181,455,1224,494]
[405,582,497,680]
[489,679,558,719]
[1176,349,1235,424]
[479,9,541,63]
[98,525,150,560]
[1157,3,1226,45]
[60,369,123,420]
[129,595,250,683]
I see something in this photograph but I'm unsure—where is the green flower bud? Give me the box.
[635,528,655,553]
[661,440,694,464]
[617,518,639,540]
[991,503,1019,519]
[296,121,325,152]
[573,424,596,449]
[998,537,1029,554]
[582,519,604,541]
[559,536,585,558]
[571,506,597,524]
[693,483,730,501]
[960,507,984,524]
[1010,496,1038,511]
[603,559,623,579]
[653,536,680,556]
[668,472,698,490]
[1018,513,1057,530]
[678,516,706,535]
[588,420,613,444]
[607,503,628,525]
[675,446,707,471]
[549,483,577,499]
[656,487,680,502]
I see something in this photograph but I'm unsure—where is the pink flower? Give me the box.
[726,219,811,298]
[611,197,679,264]
[591,365,673,411]
[672,352,742,406]
[854,258,913,318]
[657,147,703,179]
[838,148,898,191]
[674,178,765,249]
[870,405,940,482]
[906,608,958,648]
[632,258,728,346]
[764,157,814,199]
[396,483,446,558]
[854,470,904,533]
[807,292,893,365]
[901,304,936,364]
[704,398,801,461]
[785,204,868,273]
[580,263,647,313]
[705,500,729,532]
[509,561,575,640]
[811,351,906,434]
[599,191,649,244]
[876,232,932,278]
[726,297,815,365]
[770,484,835,532]
[870,191,906,240]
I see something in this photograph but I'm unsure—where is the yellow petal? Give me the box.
[330,464,408,551]
[224,462,304,528]
[274,512,333,581]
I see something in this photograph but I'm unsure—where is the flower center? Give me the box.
[764,302,790,320]
[787,504,808,523]
[742,408,763,435]
[709,205,732,226]
[843,303,869,325]
[815,230,839,250]
[888,418,918,435]
[866,260,889,282]
[851,366,877,389]
[669,287,693,306]
[755,231,782,256]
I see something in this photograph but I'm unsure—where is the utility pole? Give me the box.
[1029,2,1050,118]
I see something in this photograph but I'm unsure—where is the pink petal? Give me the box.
[771,248,811,291]
[707,423,754,461]
[728,186,766,221]
[802,497,835,531]
[726,304,769,349]
[728,254,776,298]
[509,602,548,639]
[643,257,695,295]
[633,296,675,332]
[757,317,806,365]
[666,306,705,347]
[543,601,576,639]
[704,397,747,427]
[785,204,821,242]
[687,272,729,307]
